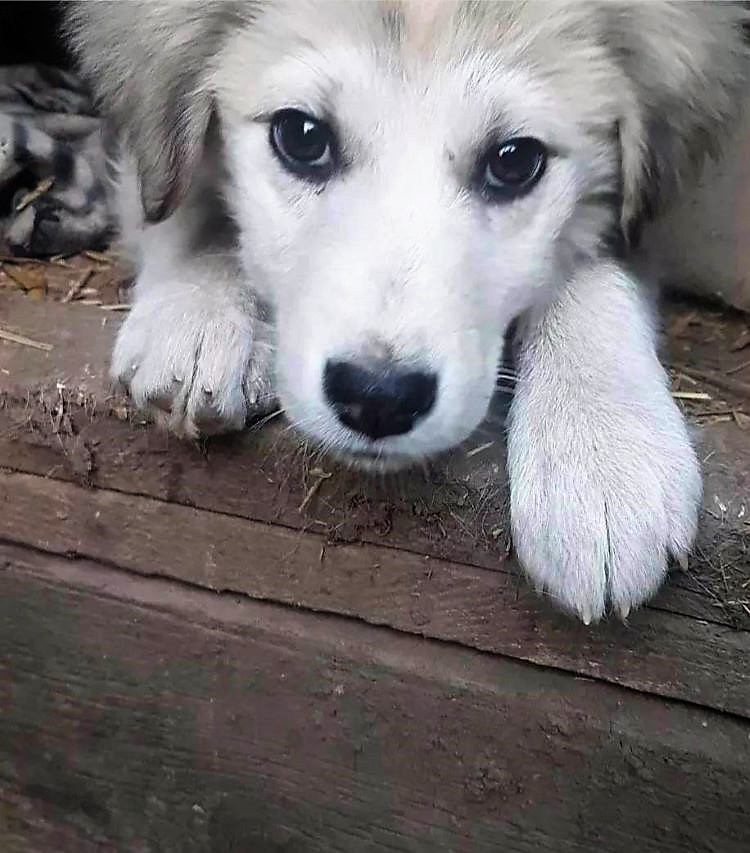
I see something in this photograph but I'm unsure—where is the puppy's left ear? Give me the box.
[611,2,749,247]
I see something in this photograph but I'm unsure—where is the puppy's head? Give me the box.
[67,0,748,467]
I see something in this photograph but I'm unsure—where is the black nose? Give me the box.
[324,360,437,440]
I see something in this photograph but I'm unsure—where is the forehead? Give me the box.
[218,0,621,147]
[397,0,459,53]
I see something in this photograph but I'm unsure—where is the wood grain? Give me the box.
[2,543,749,853]
[2,468,748,718]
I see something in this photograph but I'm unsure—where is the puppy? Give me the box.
[64,1,748,623]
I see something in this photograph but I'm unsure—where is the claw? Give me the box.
[147,391,174,414]
[675,552,689,572]
[115,362,138,389]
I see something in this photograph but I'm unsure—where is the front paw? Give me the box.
[507,389,702,623]
[111,292,274,438]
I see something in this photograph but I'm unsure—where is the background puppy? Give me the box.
[65,1,748,623]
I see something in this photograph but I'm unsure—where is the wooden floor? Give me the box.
[1,257,749,852]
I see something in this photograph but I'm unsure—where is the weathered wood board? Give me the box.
[2,544,750,853]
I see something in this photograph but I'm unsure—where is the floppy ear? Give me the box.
[63,1,249,222]
[607,2,749,247]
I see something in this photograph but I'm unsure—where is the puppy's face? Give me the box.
[214,1,623,466]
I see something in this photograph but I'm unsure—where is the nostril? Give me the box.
[324,359,437,440]
[400,371,438,418]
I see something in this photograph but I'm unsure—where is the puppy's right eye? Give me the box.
[270,109,336,180]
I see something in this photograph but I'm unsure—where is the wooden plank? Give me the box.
[0,368,515,577]
[1,468,748,718]
[1,542,749,853]
[2,289,748,635]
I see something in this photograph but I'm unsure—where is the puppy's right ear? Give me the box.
[64,1,246,222]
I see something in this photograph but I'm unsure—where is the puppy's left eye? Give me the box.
[480,137,547,200]
[270,109,336,180]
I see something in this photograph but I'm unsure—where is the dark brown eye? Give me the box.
[270,109,336,180]
[481,137,547,200]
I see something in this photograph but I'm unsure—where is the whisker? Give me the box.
[280,413,324,436]
[248,407,284,432]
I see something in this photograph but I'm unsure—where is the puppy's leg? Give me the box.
[507,261,701,623]
[112,203,273,438]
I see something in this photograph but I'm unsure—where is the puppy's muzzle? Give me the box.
[324,359,437,440]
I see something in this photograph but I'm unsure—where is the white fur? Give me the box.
[65,1,748,620]
[508,262,701,622]
[111,158,274,437]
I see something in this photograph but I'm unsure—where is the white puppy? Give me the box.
[65,1,748,622]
